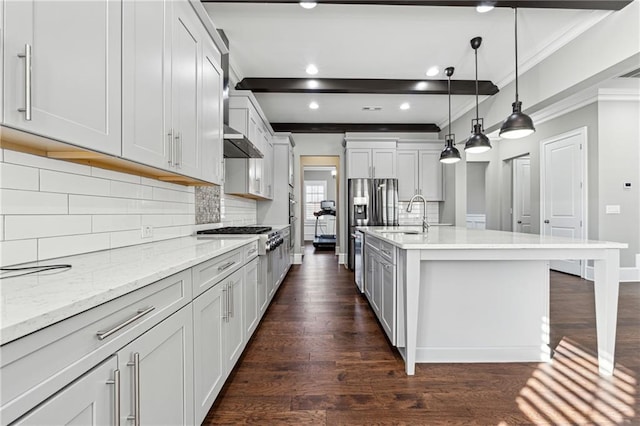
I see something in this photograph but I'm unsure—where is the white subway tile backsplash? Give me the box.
[38,233,111,260]
[92,215,142,233]
[0,189,68,215]
[110,229,146,249]
[41,169,110,196]
[141,177,193,193]
[0,215,4,240]
[0,163,39,190]
[4,149,91,175]
[152,187,192,204]
[69,195,130,215]
[91,167,142,184]
[4,215,92,240]
[0,239,38,266]
[140,214,174,227]
[110,180,153,200]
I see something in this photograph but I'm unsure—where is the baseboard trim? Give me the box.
[584,254,640,282]
[338,253,346,265]
[293,253,303,264]
[414,346,550,363]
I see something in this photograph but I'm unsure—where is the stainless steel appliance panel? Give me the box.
[354,230,364,292]
[347,178,398,270]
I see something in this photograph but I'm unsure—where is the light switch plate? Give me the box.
[605,205,621,214]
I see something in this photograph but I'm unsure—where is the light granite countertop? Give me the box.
[0,236,257,345]
[358,226,627,250]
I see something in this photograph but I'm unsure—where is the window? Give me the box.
[304,180,327,220]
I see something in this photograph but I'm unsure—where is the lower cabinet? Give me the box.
[13,357,118,425]
[118,305,194,426]
[244,257,260,341]
[363,235,397,345]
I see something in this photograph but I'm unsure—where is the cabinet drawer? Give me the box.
[244,241,259,262]
[0,270,192,425]
[365,235,380,252]
[379,241,395,263]
[192,248,243,297]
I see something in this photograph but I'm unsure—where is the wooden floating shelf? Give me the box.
[0,126,216,187]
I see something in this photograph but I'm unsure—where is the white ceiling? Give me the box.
[204,3,611,127]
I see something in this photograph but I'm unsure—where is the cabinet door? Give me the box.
[263,141,274,199]
[13,357,118,426]
[200,39,224,185]
[119,305,194,426]
[193,283,225,425]
[372,149,397,178]
[380,262,396,344]
[122,0,172,170]
[371,255,382,316]
[171,0,201,177]
[348,149,373,178]
[3,0,121,155]
[244,257,260,341]
[364,249,375,305]
[397,150,419,201]
[257,256,269,317]
[224,269,245,371]
[418,150,444,201]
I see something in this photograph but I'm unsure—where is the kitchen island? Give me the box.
[358,226,626,377]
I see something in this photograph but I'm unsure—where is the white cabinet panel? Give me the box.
[397,150,419,200]
[244,257,259,341]
[13,357,117,426]
[200,39,224,185]
[347,149,373,179]
[381,261,396,343]
[224,269,245,369]
[3,0,121,155]
[418,150,443,201]
[397,149,443,201]
[372,149,396,178]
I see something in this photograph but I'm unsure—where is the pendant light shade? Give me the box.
[440,66,461,164]
[465,37,491,154]
[500,8,535,139]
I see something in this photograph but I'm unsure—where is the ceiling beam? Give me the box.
[203,0,632,10]
[236,78,499,95]
[270,123,441,133]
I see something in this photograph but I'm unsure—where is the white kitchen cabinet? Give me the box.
[257,256,269,317]
[118,305,194,426]
[123,0,219,182]
[13,356,118,426]
[3,0,122,156]
[244,257,260,341]
[397,149,443,201]
[229,96,263,155]
[363,236,397,344]
[380,256,396,344]
[347,148,397,178]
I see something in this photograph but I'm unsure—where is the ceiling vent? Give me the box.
[362,106,383,111]
[620,68,640,78]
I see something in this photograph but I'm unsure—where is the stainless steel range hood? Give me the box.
[219,30,263,159]
[224,125,263,158]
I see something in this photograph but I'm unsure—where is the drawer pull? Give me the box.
[248,248,258,255]
[106,369,121,426]
[381,249,391,256]
[218,261,236,272]
[96,307,155,341]
[127,353,141,426]
[17,44,32,121]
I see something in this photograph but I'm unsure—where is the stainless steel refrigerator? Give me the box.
[347,178,399,272]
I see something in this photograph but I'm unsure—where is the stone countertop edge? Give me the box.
[0,236,258,346]
[357,226,628,250]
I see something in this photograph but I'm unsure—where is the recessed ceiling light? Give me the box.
[416,81,428,90]
[307,79,319,89]
[309,101,319,110]
[306,64,318,75]
[299,1,317,9]
[426,66,440,77]
[476,3,494,13]
[400,102,411,110]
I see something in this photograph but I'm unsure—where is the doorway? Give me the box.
[540,127,587,276]
[466,162,488,229]
[513,155,532,233]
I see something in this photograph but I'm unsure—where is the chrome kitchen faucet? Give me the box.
[407,194,429,233]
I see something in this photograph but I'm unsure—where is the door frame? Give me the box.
[512,155,531,233]
[540,126,588,277]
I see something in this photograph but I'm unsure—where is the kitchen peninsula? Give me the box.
[358,226,626,377]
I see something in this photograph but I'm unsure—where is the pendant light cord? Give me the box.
[475,45,479,120]
[448,74,452,131]
[514,7,519,104]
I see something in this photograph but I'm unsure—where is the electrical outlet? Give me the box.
[141,226,153,238]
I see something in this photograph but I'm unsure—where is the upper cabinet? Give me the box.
[200,37,225,185]
[396,147,443,201]
[3,0,122,156]
[345,140,397,179]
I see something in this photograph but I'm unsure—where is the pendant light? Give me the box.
[465,36,492,154]
[499,8,535,139]
[439,66,461,164]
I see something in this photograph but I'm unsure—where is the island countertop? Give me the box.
[0,236,257,345]
[358,226,627,250]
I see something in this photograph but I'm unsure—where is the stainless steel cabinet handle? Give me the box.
[248,248,257,255]
[229,281,234,318]
[218,261,236,272]
[167,130,173,165]
[222,285,228,322]
[96,307,155,340]
[174,132,181,168]
[350,234,358,239]
[17,44,32,120]
[544,220,550,224]
[106,369,121,426]
[126,353,140,426]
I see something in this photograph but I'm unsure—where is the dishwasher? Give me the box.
[354,230,364,293]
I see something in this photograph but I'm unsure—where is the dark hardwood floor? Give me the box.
[204,244,640,425]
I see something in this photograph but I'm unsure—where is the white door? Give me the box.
[200,39,224,184]
[513,156,532,233]
[122,0,172,170]
[542,128,586,275]
[397,150,419,201]
[14,357,118,426]
[4,0,121,155]
[119,305,194,426]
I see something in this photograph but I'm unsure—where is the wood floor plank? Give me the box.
[203,243,640,425]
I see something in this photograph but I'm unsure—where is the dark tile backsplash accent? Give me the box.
[195,186,221,224]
